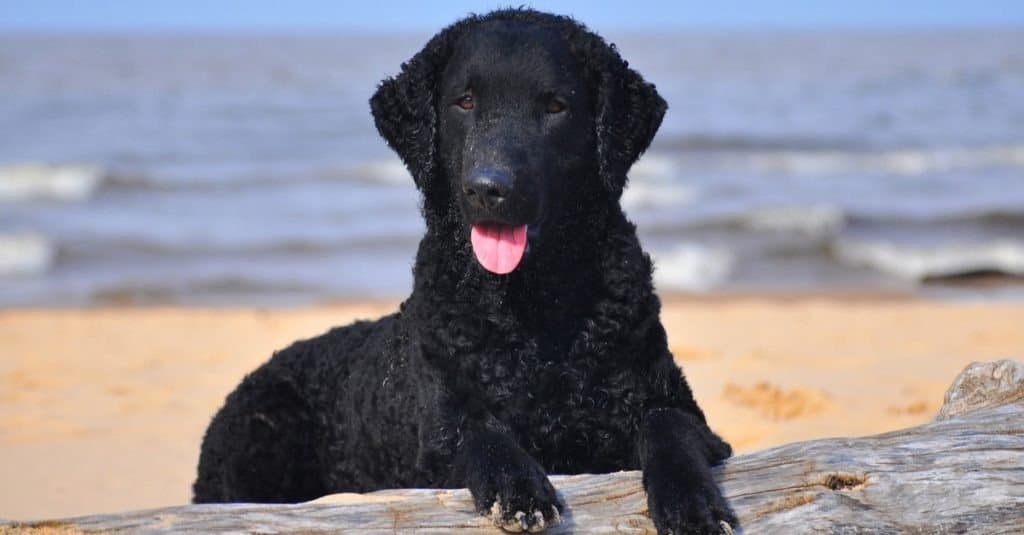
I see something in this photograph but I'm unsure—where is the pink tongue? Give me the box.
[470,224,528,274]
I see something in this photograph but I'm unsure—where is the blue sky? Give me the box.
[2,0,1023,31]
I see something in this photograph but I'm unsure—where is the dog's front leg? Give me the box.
[639,407,737,535]
[455,428,562,533]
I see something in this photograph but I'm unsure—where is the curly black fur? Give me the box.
[194,9,735,534]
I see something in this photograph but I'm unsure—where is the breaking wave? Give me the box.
[738,204,846,235]
[0,232,55,276]
[650,138,1024,177]
[743,143,1024,177]
[651,244,734,292]
[834,238,1024,281]
[0,164,105,202]
[0,159,415,201]
[622,180,698,210]
[345,159,410,185]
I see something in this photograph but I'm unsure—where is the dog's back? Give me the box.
[194,315,413,502]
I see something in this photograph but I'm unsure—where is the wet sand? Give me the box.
[2,298,1023,520]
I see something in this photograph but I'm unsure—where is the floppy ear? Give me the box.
[370,31,456,189]
[589,42,667,199]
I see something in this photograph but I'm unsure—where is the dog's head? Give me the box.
[371,9,665,275]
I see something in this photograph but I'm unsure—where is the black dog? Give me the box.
[194,9,735,534]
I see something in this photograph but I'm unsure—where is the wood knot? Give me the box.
[822,473,866,491]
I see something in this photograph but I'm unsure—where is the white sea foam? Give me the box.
[651,244,734,292]
[0,164,105,202]
[741,204,846,235]
[835,239,1024,281]
[349,159,411,185]
[622,180,697,210]
[631,154,678,180]
[0,232,55,276]
[746,144,1024,177]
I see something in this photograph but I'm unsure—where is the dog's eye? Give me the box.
[546,98,567,114]
[456,94,474,111]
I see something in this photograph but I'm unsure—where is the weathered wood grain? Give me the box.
[4,360,1022,534]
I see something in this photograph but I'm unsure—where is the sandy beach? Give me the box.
[2,297,1023,521]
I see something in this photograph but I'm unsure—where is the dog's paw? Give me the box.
[460,430,563,532]
[647,474,737,535]
[487,494,561,533]
[468,459,562,532]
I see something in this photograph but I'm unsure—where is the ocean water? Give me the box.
[1,30,1023,306]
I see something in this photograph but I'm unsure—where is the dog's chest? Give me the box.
[423,298,651,470]
[463,336,647,471]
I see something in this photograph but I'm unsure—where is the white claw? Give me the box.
[495,510,524,533]
[489,498,503,524]
[527,509,546,533]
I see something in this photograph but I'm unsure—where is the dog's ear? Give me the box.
[370,31,456,189]
[577,34,667,199]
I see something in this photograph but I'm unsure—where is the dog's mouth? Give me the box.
[470,223,528,274]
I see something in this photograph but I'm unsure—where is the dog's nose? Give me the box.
[462,168,513,211]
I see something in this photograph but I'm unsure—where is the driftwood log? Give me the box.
[4,360,1023,534]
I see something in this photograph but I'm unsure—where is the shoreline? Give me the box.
[3,298,1023,520]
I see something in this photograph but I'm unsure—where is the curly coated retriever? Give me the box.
[194,9,735,534]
